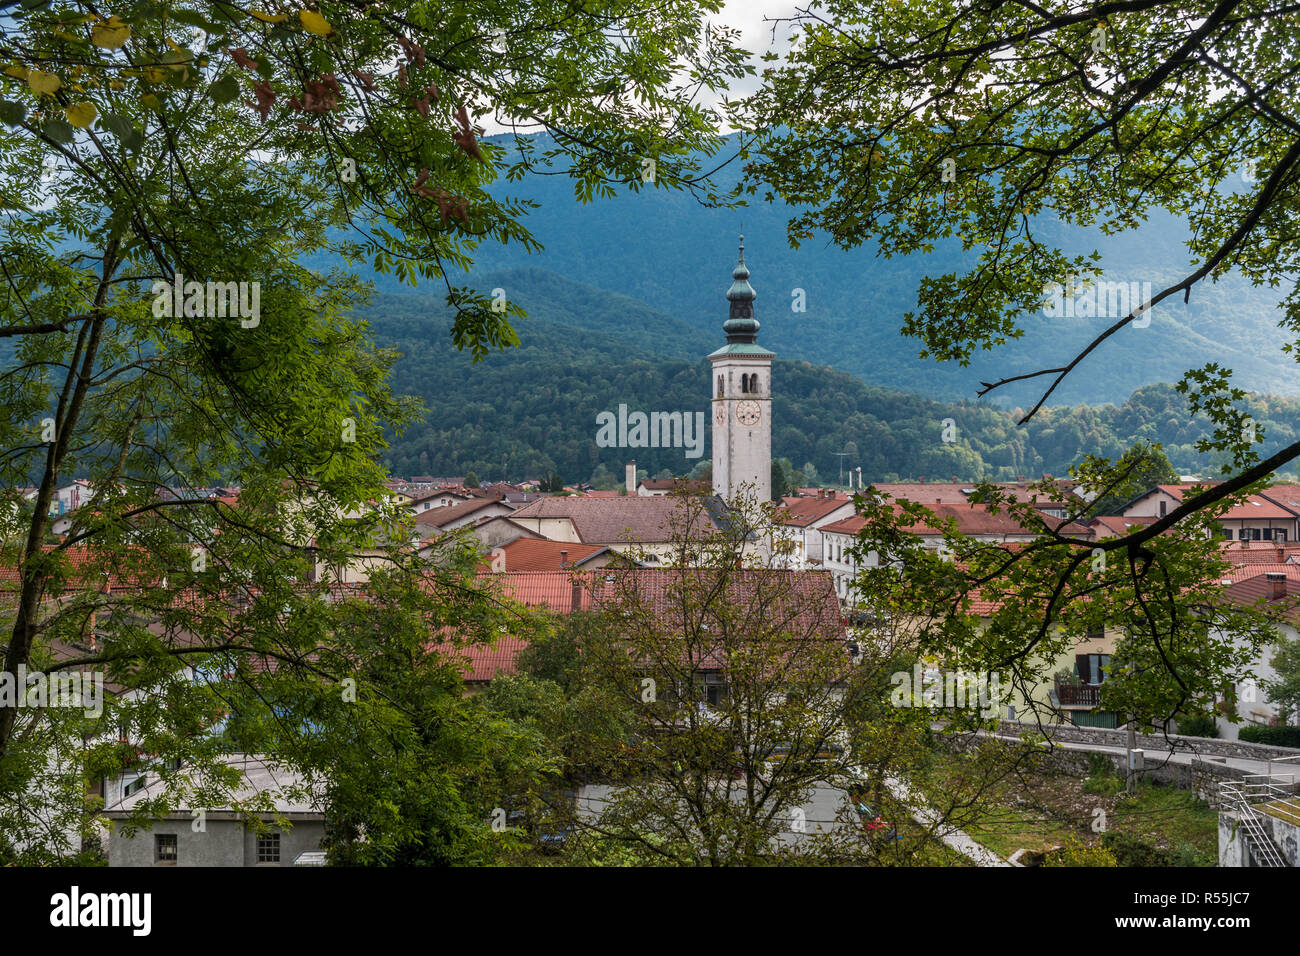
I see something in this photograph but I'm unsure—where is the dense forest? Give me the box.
[323,131,1300,410]
[358,276,1300,487]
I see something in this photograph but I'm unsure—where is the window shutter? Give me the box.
[1075,654,1091,685]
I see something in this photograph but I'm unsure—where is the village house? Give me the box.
[1116,482,1300,543]
[771,490,856,569]
[412,495,515,539]
[1212,563,1300,737]
[103,754,326,867]
[820,503,1092,605]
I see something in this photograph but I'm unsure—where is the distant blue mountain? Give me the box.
[339,132,1298,409]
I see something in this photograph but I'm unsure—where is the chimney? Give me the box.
[625,461,637,496]
[1267,572,1286,600]
[571,578,582,612]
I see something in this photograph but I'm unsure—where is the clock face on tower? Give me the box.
[735,401,761,426]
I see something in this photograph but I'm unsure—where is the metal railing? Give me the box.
[1220,758,1300,867]
[1053,679,1101,707]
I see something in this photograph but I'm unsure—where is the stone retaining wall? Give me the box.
[995,720,1300,762]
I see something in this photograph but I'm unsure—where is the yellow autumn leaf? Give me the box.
[250,10,290,23]
[91,16,131,49]
[299,10,333,35]
[65,102,98,129]
[28,70,61,96]
[4,65,29,80]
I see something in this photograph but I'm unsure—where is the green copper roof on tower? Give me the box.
[723,234,759,344]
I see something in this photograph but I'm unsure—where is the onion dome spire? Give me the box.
[723,234,759,344]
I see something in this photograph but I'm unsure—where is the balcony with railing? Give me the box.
[1053,678,1102,708]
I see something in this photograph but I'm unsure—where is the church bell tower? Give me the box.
[709,236,773,503]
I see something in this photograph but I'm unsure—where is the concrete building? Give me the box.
[104,754,325,867]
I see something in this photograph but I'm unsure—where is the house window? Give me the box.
[1159,501,1166,517]
[257,832,281,864]
[1075,653,1111,686]
[1223,529,1234,539]
[155,834,177,865]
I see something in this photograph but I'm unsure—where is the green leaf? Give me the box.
[0,100,26,126]
[42,118,73,143]
[210,73,240,104]
[101,112,142,151]
[170,9,224,33]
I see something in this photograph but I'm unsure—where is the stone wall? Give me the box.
[995,719,1300,762]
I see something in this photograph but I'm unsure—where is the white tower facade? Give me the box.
[710,237,773,503]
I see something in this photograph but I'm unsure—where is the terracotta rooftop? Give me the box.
[1215,564,1300,624]
[1090,514,1157,538]
[777,495,856,527]
[868,481,1076,507]
[482,538,608,573]
[822,503,1089,538]
[509,495,719,544]
[436,568,845,682]
[1220,542,1300,564]
[413,495,511,531]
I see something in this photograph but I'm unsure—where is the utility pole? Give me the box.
[1126,717,1141,794]
[833,451,850,488]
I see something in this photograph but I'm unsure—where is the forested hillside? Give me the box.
[358,275,1300,486]
[343,132,1300,409]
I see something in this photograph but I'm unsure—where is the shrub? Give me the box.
[1042,837,1117,867]
[1175,712,1219,738]
[1102,831,1174,866]
[1238,725,1300,748]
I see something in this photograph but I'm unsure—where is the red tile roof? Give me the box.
[821,503,1087,538]
[484,570,593,612]
[1215,494,1297,520]
[868,481,1074,506]
[1219,542,1300,565]
[413,495,510,530]
[482,538,608,573]
[435,569,845,682]
[1215,564,1300,624]
[1260,483,1300,513]
[640,479,709,493]
[777,496,855,527]
[1090,515,1157,538]
[509,495,718,544]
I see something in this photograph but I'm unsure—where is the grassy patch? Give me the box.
[917,744,1219,866]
